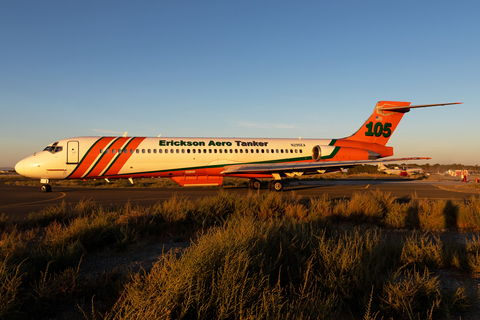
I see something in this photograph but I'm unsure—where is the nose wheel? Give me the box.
[41,185,52,192]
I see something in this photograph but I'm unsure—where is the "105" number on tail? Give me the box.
[365,122,392,137]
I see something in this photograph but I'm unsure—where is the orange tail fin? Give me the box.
[344,101,410,146]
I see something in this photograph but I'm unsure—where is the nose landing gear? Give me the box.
[41,184,52,192]
[40,179,52,192]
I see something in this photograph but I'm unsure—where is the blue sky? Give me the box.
[1,0,479,167]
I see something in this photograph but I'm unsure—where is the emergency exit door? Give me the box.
[67,141,79,164]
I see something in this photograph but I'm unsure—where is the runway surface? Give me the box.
[1,178,478,221]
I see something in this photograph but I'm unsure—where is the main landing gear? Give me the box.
[248,178,262,190]
[268,180,284,192]
[248,179,284,192]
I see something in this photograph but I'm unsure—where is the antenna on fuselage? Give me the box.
[123,131,128,137]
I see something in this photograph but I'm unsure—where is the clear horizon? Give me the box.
[1,1,479,167]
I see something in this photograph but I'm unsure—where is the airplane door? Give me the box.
[67,141,79,164]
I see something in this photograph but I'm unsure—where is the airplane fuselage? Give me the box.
[16,136,375,186]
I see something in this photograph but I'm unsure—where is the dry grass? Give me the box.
[0,191,479,319]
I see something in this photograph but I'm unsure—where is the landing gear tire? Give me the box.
[41,185,52,192]
[269,180,283,192]
[248,179,261,190]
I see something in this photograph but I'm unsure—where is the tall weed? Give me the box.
[380,267,442,319]
[401,233,444,269]
[0,258,25,319]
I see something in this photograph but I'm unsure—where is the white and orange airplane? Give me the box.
[15,101,459,192]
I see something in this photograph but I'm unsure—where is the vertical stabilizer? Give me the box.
[344,101,411,146]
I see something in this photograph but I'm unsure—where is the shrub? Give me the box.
[380,267,442,319]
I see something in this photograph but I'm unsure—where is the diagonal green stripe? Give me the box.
[101,138,136,176]
[321,146,340,159]
[83,137,121,178]
[66,138,103,179]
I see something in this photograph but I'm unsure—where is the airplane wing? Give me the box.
[221,157,430,175]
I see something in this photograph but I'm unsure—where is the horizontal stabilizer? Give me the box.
[379,102,462,112]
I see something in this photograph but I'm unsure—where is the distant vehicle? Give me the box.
[15,101,459,192]
[377,163,424,176]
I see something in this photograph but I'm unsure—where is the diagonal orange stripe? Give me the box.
[103,137,146,176]
[85,137,130,178]
[68,137,115,179]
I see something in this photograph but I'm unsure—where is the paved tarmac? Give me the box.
[1,177,478,221]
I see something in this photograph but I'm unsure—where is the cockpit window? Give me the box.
[43,142,62,154]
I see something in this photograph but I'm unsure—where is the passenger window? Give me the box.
[136,149,139,153]
[187,149,190,153]
[176,149,179,153]
[159,149,162,153]
[182,149,185,153]
[142,149,145,153]
[281,149,284,153]
[165,149,168,153]
[100,149,103,154]
[219,149,222,153]
[112,149,116,154]
[209,149,212,153]
[153,149,157,154]
[214,149,217,153]
[300,149,303,153]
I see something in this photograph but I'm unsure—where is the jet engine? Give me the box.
[311,145,337,162]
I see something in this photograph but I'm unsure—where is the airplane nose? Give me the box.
[15,159,25,176]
